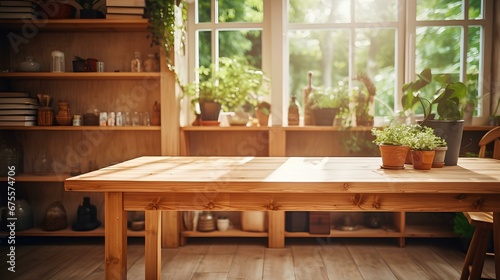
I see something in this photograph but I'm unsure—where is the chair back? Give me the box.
[478,126,500,159]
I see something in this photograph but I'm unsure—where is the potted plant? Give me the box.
[432,137,448,168]
[489,97,500,126]
[307,81,349,126]
[401,68,467,166]
[407,124,444,170]
[185,57,270,123]
[255,101,271,127]
[75,0,104,18]
[371,123,411,169]
[353,73,376,126]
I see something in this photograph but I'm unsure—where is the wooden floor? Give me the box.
[0,237,496,280]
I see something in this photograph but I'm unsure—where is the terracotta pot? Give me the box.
[411,150,436,170]
[379,145,410,169]
[432,146,448,168]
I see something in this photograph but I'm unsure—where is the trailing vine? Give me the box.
[146,0,188,89]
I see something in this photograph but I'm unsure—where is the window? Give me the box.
[186,0,493,125]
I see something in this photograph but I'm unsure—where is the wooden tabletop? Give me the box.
[65,156,500,194]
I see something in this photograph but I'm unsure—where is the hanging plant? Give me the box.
[146,0,188,81]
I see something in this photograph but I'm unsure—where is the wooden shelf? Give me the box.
[285,227,401,238]
[0,19,149,32]
[1,125,161,131]
[1,226,144,237]
[404,225,456,238]
[181,229,268,238]
[181,125,497,132]
[0,72,160,80]
[181,126,269,131]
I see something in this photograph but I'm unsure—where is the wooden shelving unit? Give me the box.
[0,19,163,241]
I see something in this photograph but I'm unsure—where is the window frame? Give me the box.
[184,0,494,126]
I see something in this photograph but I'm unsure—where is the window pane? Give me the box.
[468,0,483,20]
[467,26,482,116]
[219,30,262,68]
[198,0,211,23]
[415,26,461,75]
[288,29,350,104]
[355,0,397,22]
[417,0,463,21]
[288,0,350,24]
[218,0,263,23]
[198,30,212,68]
[354,29,396,116]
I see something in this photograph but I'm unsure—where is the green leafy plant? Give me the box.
[371,123,412,146]
[307,80,349,110]
[185,57,270,112]
[453,212,475,239]
[406,124,446,151]
[401,68,467,124]
[146,0,188,84]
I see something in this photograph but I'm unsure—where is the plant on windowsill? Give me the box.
[307,81,350,126]
[185,57,270,124]
[353,73,376,126]
[371,123,412,169]
[401,68,467,166]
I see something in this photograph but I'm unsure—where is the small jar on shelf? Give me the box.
[19,56,41,72]
[143,53,159,72]
[131,51,142,72]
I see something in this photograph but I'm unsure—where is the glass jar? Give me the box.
[131,51,142,72]
[19,56,41,72]
[143,53,159,72]
[33,152,51,175]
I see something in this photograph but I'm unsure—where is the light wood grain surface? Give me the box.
[64,156,500,280]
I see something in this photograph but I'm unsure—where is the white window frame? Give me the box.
[405,0,493,125]
[184,0,494,126]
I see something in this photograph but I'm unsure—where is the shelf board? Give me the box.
[180,125,496,132]
[0,226,144,237]
[285,227,402,238]
[1,125,160,131]
[181,229,268,238]
[0,19,149,32]
[181,126,269,131]
[0,72,160,80]
[404,225,456,238]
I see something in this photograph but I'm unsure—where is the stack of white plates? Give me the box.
[0,92,39,126]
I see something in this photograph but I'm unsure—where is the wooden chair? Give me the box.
[460,126,500,280]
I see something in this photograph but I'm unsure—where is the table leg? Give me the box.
[268,211,285,248]
[494,212,499,279]
[145,210,162,280]
[105,192,127,280]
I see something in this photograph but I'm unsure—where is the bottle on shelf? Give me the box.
[131,51,142,72]
[288,95,300,126]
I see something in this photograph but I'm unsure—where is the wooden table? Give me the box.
[64,156,500,280]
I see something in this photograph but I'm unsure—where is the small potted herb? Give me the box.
[406,125,444,170]
[371,123,411,169]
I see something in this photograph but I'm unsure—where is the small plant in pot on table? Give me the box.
[406,124,446,170]
[371,123,412,169]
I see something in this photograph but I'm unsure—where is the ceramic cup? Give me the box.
[217,218,229,232]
